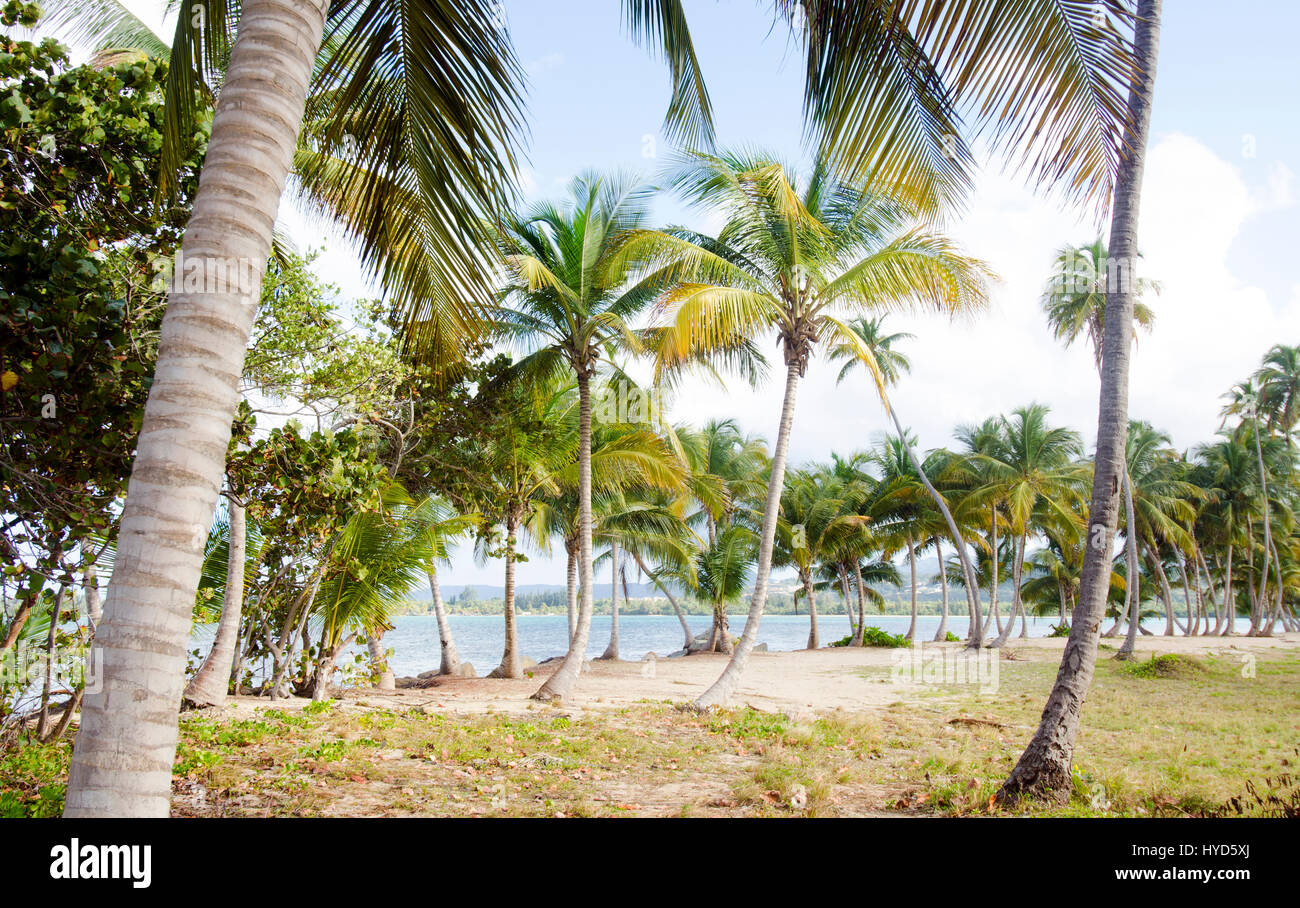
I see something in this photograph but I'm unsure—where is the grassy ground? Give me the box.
[3,647,1298,818]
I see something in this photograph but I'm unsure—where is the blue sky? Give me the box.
[103,2,1300,587]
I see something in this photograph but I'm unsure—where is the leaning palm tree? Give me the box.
[629,151,991,705]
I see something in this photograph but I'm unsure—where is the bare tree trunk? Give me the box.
[932,539,950,642]
[366,629,395,691]
[600,540,621,660]
[693,361,800,709]
[185,496,246,707]
[533,372,595,701]
[427,566,460,676]
[997,0,1161,805]
[839,563,858,638]
[64,0,331,817]
[36,589,66,740]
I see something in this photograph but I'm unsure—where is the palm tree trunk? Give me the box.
[632,550,692,649]
[1220,545,1235,635]
[185,496,246,707]
[803,570,819,650]
[1252,420,1273,626]
[533,371,595,700]
[982,510,1001,640]
[853,560,868,646]
[1117,466,1142,657]
[932,539,950,642]
[565,543,578,643]
[839,563,858,638]
[36,589,66,740]
[905,536,918,642]
[366,630,395,691]
[496,514,523,679]
[997,0,1161,805]
[991,534,1026,648]
[885,404,982,644]
[427,566,460,676]
[693,360,800,709]
[82,538,102,634]
[601,540,621,660]
[63,0,331,817]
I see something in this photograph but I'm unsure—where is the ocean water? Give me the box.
[198,612,1247,681]
[373,613,1061,677]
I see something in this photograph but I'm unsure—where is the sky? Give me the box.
[99,1,1300,587]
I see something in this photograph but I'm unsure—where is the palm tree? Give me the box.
[1255,344,1300,446]
[487,173,678,700]
[775,469,867,649]
[1000,0,1164,805]
[969,405,1086,648]
[55,0,1138,816]
[691,525,759,654]
[632,151,990,707]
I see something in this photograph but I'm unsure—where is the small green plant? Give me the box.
[1120,653,1205,680]
[1048,622,1071,637]
[831,626,911,648]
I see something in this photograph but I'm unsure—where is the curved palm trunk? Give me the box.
[533,373,595,700]
[693,361,800,709]
[632,550,692,649]
[427,566,460,676]
[803,570,820,650]
[932,539,950,642]
[1220,545,1235,635]
[496,515,523,679]
[997,0,1161,805]
[1252,421,1273,630]
[1117,468,1142,657]
[185,497,246,707]
[886,405,981,644]
[63,0,330,817]
[600,541,621,660]
[366,629,395,691]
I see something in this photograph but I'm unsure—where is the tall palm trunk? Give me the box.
[997,0,1161,805]
[932,539,950,642]
[533,372,595,700]
[981,508,1001,639]
[694,361,800,709]
[1252,421,1273,630]
[496,514,523,678]
[427,566,460,676]
[886,405,981,644]
[565,542,578,643]
[64,0,330,817]
[185,496,246,706]
[853,559,867,646]
[905,536,918,641]
[1117,468,1142,657]
[839,563,858,638]
[991,534,1026,648]
[803,570,819,650]
[601,540,621,660]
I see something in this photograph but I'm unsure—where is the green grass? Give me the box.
[2,648,1297,817]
